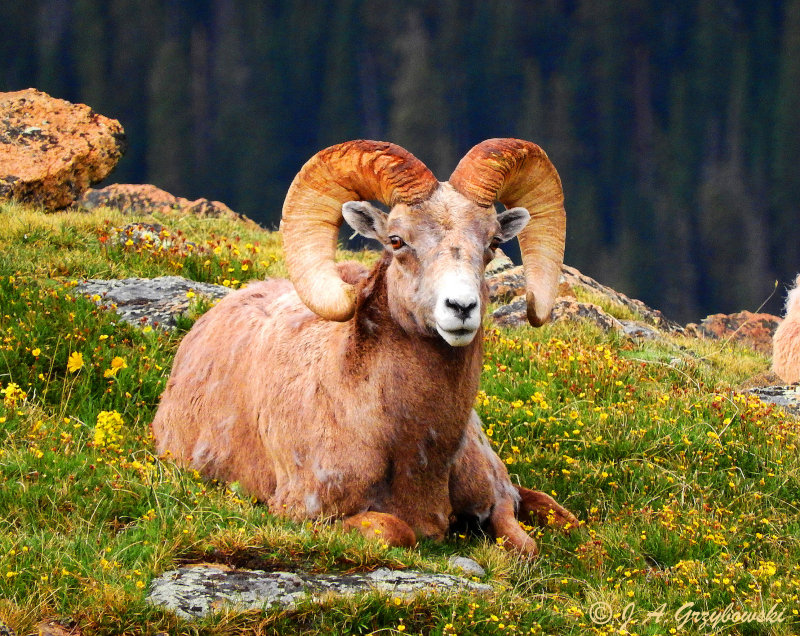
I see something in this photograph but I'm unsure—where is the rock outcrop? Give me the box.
[76,276,231,329]
[492,296,625,333]
[485,252,784,354]
[0,88,125,209]
[486,252,680,337]
[77,183,253,223]
[686,311,780,355]
[746,385,800,415]
[147,564,491,620]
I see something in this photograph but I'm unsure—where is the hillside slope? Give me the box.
[0,203,798,635]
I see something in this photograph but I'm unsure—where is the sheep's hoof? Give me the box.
[343,511,417,548]
[488,499,540,559]
[500,531,540,558]
[516,486,578,531]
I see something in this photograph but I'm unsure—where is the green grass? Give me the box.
[1,201,799,635]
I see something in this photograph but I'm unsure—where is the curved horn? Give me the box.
[281,140,438,321]
[449,138,566,327]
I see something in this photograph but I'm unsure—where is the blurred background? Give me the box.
[3,0,799,323]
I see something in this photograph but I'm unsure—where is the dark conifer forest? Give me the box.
[3,0,800,322]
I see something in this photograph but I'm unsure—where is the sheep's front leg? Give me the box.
[450,411,576,558]
[449,411,537,556]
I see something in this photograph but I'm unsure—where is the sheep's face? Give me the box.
[343,184,530,346]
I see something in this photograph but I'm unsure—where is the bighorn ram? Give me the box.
[152,139,576,556]
[773,274,800,384]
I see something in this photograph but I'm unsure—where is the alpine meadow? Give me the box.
[1,201,799,635]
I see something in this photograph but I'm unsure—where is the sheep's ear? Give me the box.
[496,206,531,242]
[342,201,388,242]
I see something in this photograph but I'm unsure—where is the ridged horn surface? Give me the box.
[281,140,438,321]
[449,138,566,327]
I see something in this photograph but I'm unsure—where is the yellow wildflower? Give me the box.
[67,351,84,373]
[94,410,125,450]
[103,356,128,378]
[2,382,27,408]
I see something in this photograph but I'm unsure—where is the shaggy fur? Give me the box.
[153,182,575,557]
[773,274,800,384]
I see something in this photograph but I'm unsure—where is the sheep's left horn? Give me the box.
[449,138,566,327]
[281,140,438,321]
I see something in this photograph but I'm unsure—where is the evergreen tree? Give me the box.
[35,0,74,99]
[107,0,164,184]
[388,9,455,175]
[317,0,362,148]
[772,0,800,279]
[208,0,252,207]
[228,1,285,227]
[0,4,37,89]
[698,45,772,314]
[146,36,193,194]
[71,0,109,110]
[652,74,699,322]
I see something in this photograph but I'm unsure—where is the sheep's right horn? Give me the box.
[449,139,566,327]
[281,140,438,321]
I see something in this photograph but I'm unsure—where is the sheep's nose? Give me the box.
[445,297,478,320]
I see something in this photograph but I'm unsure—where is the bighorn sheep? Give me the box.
[773,274,800,384]
[152,139,576,556]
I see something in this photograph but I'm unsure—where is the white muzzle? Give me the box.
[433,273,482,346]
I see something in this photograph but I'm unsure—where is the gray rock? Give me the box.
[559,265,683,332]
[448,556,486,578]
[485,261,682,334]
[490,297,528,327]
[490,296,625,333]
[747,385,800,416]
[76,276,231,329]
[484,250,516,277]
[619,320,663,340]
[147,565,492,620]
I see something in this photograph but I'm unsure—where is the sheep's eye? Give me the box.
[489,236,502,250]
[389,235,405,250]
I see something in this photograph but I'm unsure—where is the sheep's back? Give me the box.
[151,277,333,498]
[773,313,800,384]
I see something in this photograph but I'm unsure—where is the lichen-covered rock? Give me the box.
[618,320,664,340]
[559,265,682,332]
[491,296,624,332]
[747,385,800,416]
[484,255,680,333]
[36,621,81,636]
[551,299,624,332]
[76,276,231,329]
[147,565,493,620]
[0,88,125,209]
[485,250,526,304]
[686,311,780,355]
[77,183,253,223]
